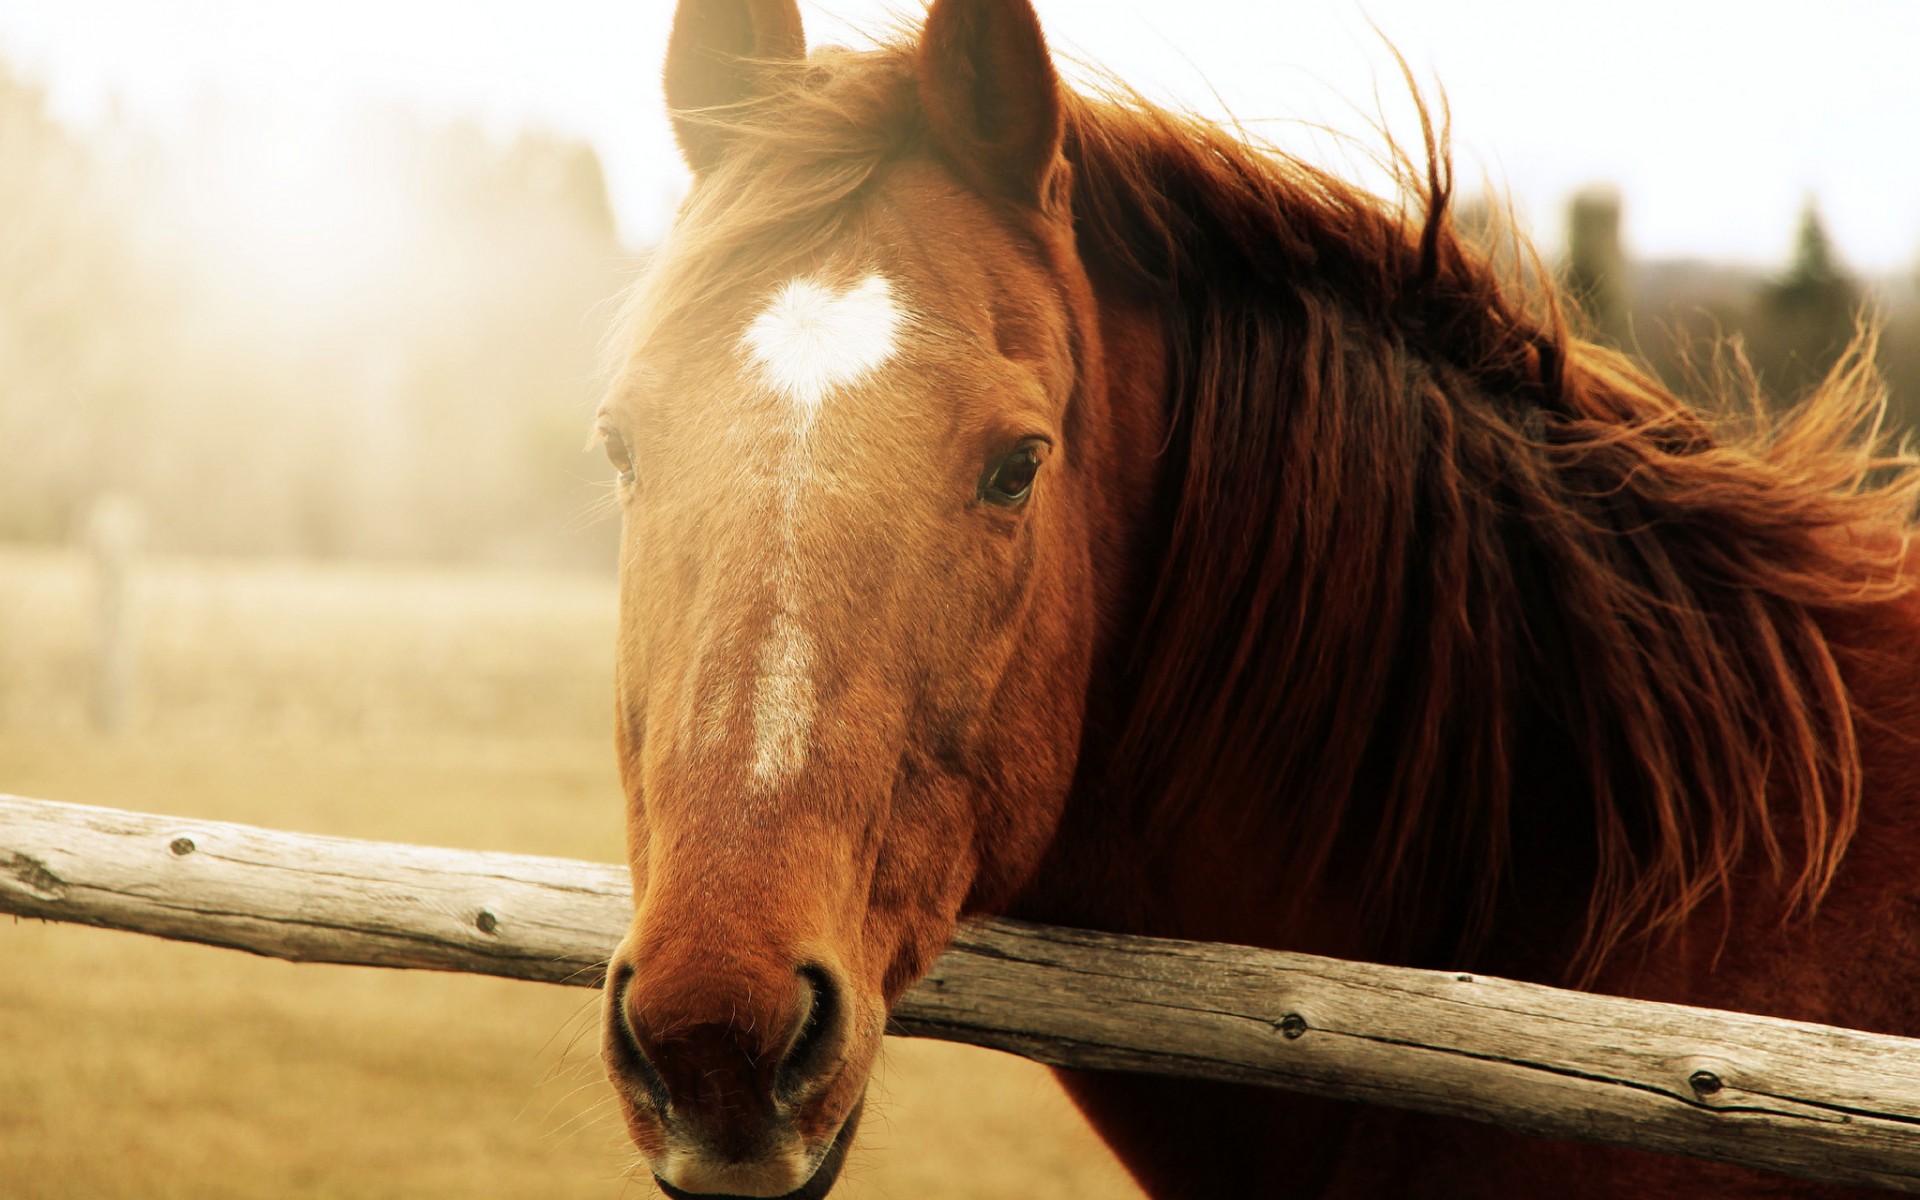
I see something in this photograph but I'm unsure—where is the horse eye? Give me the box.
[601,426,637,486]
[978,439,1046,508]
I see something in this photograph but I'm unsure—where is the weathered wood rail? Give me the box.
[6,792,1920,1191]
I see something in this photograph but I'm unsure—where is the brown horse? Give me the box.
[595,1,1920,1196]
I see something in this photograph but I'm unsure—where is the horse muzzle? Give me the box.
[651,1099,864,1200]
[603,942,872,1199]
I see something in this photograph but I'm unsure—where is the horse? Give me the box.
[594,1,1920,1196]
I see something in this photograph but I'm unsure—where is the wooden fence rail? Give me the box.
[6,792,1920,1191]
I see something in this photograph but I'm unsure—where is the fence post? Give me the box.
[86,495,143,736]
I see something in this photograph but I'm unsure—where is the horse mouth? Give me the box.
[653,1100,863,1200]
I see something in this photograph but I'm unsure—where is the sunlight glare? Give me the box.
[171,107,421,316]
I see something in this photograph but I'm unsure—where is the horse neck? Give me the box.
[1009,263,1390,957]
[999,272,1171,925]
[1021,276,1920,979]
[1010,96,1920,973]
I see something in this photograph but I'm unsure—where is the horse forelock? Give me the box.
[605,45,919,380]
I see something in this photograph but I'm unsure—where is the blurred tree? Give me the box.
[1876,267,1920,439]
[0,61,631,569]
[0,64,130,542]
[1454,193,1539,291]
[1564,185,1629,348]
[1750,199,1862,407]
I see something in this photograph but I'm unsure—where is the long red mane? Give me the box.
[1064,88,1920,977]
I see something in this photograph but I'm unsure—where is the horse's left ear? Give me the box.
[664,0,807,173]
[916,0,1066,211]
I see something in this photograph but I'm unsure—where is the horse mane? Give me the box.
[632,39,1920,981]
[1062,86,1920,977]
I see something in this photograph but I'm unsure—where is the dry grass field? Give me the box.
[0,546,1144,1200]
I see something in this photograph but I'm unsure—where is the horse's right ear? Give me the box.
[916,0,1065,211]
[664,0,807,174]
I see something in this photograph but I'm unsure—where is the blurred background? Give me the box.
[0,1,1914,1197]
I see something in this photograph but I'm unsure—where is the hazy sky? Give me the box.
[2,1,1916,272]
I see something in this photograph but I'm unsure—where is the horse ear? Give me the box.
[916,0,1065,210]
[664,0,807,173]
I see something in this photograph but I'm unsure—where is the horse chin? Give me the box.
[653,1099,864,1200]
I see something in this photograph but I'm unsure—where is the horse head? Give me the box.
[596,1,1156,1194]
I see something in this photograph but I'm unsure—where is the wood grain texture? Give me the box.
[5,792,1920,1192]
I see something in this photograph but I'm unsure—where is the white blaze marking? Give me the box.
[747,612,816,786]
[738,272,904,789]
[743,274,904,418]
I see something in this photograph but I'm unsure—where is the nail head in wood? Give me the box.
[475,909,499,935]
[1279,1012,1308,1039]
[168,835,196,856]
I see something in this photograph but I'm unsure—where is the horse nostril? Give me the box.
[777,963,842,1103]
[606,963,672,1113]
